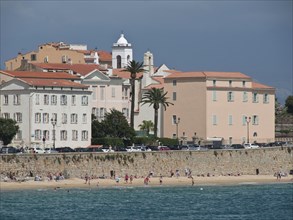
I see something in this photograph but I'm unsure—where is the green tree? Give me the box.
[285,96,293,114]
[92,109,135,139]
[140,88,173,138]
[0,118,19,145]
[138,120,154,136]
[123,60,145,128]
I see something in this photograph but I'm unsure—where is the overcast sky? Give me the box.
[1,0,292,103]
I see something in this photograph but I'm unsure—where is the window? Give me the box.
[82,114,87,124]
[123,87,128,99]
[61,95,67,105]
[71,95,76,106]
[4,95,8,105]
[213,80,216,86]
[173,80,177,86]
[212,115,217,125]
[99,108,106,119]
[14,113,22,123]
[52,113,57,121]
[100,86,105,100]
[92,87,97,100]
[263,94,269,103]
[13,94,20,105]
[229,80,232,87]
[252,115,259,125]
[2,113,10,119]
[117,55,121,68]
[51,95,57,105]
[243,92,248,102]
[122,108,129,118]
[15,131,22,141]
[81,96,88,105]
[72,130,78,141]
[35,94,40,105]
[62,113,67,124]
[228,115,233,125]
[227,91,234,102]
[31,54,37,61]
[44,56,49,63]
[43,113,49,123]
[60,130,67,141]
[173,92,177,101]
[44,95,49,105]
[71,114,78,124]
[35,130,42,141]
[43,130,49,140]
[35,113,41,123]
[242,81,246,87]
[82,131,88,141]
[253,93,259,103]
[212,91,217,101]
[172,115,179,124]
[242,115,247,126]
[62,55,68,63]
[112,88,116,97]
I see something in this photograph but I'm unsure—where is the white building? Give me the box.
[0,76,92,149]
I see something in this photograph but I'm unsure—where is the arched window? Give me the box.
[117,55,121,68]
[127,55,130,63]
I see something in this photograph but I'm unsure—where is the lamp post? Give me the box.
[175,117,180,145]
[51,118,57,149]
[245,116,251,143]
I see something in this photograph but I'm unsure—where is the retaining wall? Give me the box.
[1,147,292,179]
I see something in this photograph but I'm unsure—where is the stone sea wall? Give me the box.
[1,147,292,179]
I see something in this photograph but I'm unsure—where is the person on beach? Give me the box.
[170,170,174,177]
[159,174,163,185]
[84,173,89,184]
[144,176,150,185]
[191,176,195,186]
[130,175,133,184]
[115,176,120,184]
[124,174,129,183]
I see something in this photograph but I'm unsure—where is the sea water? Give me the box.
[0,183,292,220]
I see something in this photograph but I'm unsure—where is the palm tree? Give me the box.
[140,88,173,138]
[138,120,154,136]
[123,60,145,129]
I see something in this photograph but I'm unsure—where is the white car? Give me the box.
[29,147,45,154]
[243,143,259,149]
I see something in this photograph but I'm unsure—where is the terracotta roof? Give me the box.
[112,69,143,79]
[144,84,164,90]
[1,70,79,80]
[97,50,112,62]
[19,78,88,88]
[32,63,106,76]
[251,82,275,90]
[165,71,251,79]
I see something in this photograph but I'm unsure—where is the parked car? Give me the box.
[1,146,20,154]
[55,147,75,153]
[243,143,259,149]
[44,148,58,153]
[158,146,170,151]
[29,147,45,154]
[230,144,244,149]
[101,146,114,152]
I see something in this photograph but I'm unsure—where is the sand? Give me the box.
[1,175,292,191]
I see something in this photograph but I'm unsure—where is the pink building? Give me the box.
[163,71,275,145]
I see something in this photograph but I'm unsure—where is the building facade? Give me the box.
[0,77,92,149]
[163,71,275,145]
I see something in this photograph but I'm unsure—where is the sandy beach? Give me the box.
[1,175,292,191]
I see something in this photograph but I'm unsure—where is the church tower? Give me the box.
[112,33,133,69]
[142,50,154,87]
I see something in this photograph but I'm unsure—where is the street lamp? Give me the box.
[245,116,251,143]
[175,117,180,145]
[51,118,57,149]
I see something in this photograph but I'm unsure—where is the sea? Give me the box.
[0,183,292,220]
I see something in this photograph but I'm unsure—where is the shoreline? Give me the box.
[1,175,292,191]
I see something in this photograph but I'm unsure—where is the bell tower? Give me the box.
[112,33,133,69]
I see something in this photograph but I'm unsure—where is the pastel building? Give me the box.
[163,71,275,145]
[0,71,92,149]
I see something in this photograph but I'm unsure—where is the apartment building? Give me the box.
[0,75,92,149]
[163,71,275,145]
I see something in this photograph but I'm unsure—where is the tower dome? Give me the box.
[117,34,128,45]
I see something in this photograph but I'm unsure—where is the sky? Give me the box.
[1,0,292,104]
